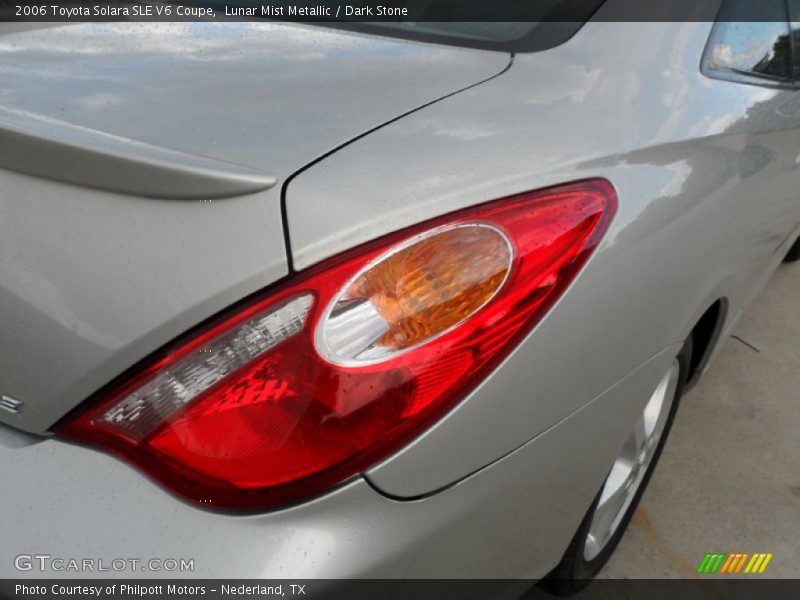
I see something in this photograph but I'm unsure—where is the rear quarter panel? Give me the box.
[285,21,800,496]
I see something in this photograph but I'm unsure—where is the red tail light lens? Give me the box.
[56,180,617,510]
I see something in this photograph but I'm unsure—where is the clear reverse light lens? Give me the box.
[97,294,312,441]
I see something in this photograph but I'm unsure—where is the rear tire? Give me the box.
[784,238,800,263]
[538,339,692,596]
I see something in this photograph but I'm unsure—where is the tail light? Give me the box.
[56,179,617,510]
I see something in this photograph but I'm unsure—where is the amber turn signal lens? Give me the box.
[316,224,513,365]
[57,180,615,510]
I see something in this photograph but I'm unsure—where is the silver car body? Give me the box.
[1,6,799,581]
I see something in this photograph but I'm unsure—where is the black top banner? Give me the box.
[0,0,773,24]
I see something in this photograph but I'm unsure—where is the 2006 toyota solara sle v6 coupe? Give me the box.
[1,1,799,594]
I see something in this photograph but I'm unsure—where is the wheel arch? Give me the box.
[684,297,729,390]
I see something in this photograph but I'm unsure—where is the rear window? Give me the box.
[790,0,800,80]
[201,0,605,51]
[357,22,548,45]
[267,0,606,52]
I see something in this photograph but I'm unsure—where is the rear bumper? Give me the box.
[0,344,678,580]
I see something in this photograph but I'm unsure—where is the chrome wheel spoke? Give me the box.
[631,415,649,457]
[583,360,680,562]
[597,459,634,508]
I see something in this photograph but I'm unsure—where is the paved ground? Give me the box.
[599,259,800,579]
